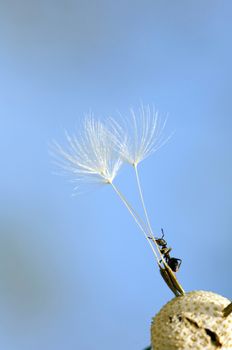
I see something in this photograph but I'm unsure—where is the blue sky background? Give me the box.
[0,1,232,349]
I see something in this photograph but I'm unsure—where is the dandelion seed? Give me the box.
[110,104,173,267]
[51,116,122,192]
[51,108,184,297]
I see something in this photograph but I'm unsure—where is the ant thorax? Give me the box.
[149,229,182,273]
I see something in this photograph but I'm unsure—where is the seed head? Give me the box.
[151,290,232,350]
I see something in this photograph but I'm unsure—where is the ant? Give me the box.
[149,228,182,272]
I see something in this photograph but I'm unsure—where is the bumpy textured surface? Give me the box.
[151,290,232,350]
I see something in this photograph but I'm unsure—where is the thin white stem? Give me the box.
[134,164,163,261]
[133,165,184,295]
[134,164,154,236]
[110,182,160,263]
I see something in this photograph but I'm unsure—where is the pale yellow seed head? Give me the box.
[151,290,232,350]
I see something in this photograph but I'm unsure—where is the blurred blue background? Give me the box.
[0,1,231,349]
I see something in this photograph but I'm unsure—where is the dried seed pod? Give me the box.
[151,290,232,350]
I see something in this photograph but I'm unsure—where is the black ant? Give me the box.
[149,229,182,272]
